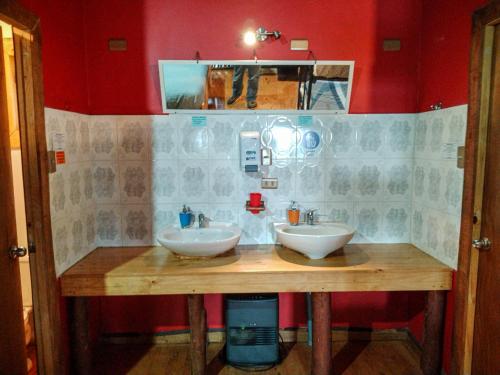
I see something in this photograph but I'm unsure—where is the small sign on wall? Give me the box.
[192,116,207,127]
[52,133,66,165]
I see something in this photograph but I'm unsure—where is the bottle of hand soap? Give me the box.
[287,201,300,226]
[179,205,194,228]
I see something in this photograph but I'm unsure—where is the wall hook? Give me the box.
[253,49,258,63]
[430,102,443,110]
[194,51,200,64]
[308,50,317,64]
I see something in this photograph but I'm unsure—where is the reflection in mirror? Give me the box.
[159,61,354,112]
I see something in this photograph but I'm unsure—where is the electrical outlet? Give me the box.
[261,177,278,189]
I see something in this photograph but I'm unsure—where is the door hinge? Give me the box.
[28,241,36,254]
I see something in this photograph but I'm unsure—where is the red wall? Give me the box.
[83,0,422,114]
[23,1,487,363]
[19,0,89,113]
[417,0,488,111]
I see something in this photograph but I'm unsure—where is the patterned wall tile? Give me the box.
[90,116,118,161]
[177,115,209,159]
[324,160,355,201]
[152,159,179,203]
[121,205,152,246]
[178,160,209,203]
[65,112,81,164]
[384,116,415,158]
[151,116,177,160]
[119,161,151,204]
[209,160,239,203]
[95,205,123,247]
[117,116,151,161]
[297,159,324,203]
[383,159,412,201]
[325,201,355,226]
[322,115,356,158]
[355,117,385,157]
[354,160,384,201]
[382,203,411,242]
[208,116,239,159]
[353,202,383,243]
[93,162,120,203]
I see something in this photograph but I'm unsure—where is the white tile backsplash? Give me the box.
[47,105,467,275]
[410,105,467,268]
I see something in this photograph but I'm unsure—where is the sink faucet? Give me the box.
[305,209,318,225]
[198,213,211,228]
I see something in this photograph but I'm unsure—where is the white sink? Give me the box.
[157,222,241,257]
[273,222,355,259]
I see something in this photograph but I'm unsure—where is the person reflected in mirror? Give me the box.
[227,65,260,109]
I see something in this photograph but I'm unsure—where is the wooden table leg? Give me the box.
[70,297,91,375]
[188,294,207,375]
[312,292,332,375]
[421,290,446,375]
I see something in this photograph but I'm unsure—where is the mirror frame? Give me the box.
[158,60,355,114]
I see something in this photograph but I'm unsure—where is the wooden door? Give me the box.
[471,22,500,375]
[0,28,28,375]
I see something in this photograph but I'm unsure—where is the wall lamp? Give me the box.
[243,27,281,46]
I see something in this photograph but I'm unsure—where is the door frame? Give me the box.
[0,1,64,374]
[452,1,500,374]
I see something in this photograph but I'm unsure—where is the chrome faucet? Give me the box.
[305,209,318,225]
[198,213,211,228]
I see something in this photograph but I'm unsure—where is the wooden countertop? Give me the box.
[60,244,453,296]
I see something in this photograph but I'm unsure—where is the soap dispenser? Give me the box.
[287,201,300,226]
[179,205,194,228]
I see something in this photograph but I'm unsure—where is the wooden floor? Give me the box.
[94,340,423,375]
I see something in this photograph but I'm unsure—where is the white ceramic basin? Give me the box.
[273,222,355,259]
[157,222,241,257]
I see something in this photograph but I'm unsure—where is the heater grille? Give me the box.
[228,327,277,346]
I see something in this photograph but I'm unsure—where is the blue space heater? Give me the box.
[225,294,279,367]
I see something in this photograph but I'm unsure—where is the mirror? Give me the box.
[158,60,354,113]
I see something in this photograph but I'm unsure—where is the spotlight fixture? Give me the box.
[243,27,281,46]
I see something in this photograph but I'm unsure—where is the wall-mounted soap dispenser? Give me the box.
[240,131,261,172]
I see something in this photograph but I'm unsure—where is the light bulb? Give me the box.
[243,30,256,46]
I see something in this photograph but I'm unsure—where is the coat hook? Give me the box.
[430,101,443,110]
[253,49,258,63]
[308,50,317,64]
[194,51,200,64]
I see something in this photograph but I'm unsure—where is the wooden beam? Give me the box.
[188,295,206,375]
[312,292,332,375]
[0,0,38,31]
[421,291,446,375]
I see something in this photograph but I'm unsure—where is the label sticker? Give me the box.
[298,115,313,127]
[302,131,321,150]
[191,116,207,127]
[52,133,66,165]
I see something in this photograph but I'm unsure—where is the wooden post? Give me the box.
[70,297,91,375]
[188,294,207,375]
[312,292,332,375]
[421,290,446,375]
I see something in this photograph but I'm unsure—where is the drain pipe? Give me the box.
[307,292,312,346]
